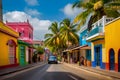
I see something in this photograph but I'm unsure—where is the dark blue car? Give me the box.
[48,56,58,64]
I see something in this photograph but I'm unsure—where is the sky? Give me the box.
[2,0,82,40]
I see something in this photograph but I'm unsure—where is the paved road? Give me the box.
[0,63,118,80]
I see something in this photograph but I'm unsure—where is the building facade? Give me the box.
[86,16,113,69]
[33,40,44,62]
[0,22,19,68]
[6,20,33,64]
[79,26,91,66]
[105,17,120,72]
[18,40,29,66]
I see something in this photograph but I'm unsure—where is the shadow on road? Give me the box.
[42,72,85,80]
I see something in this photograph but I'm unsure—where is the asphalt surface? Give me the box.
[0,63,118,80]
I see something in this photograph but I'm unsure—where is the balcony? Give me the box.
[86,16,113,42]
[88,25,103,37]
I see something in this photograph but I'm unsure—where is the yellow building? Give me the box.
[0,22,19,69]
[105,17,120,72]
[86,16,113,69]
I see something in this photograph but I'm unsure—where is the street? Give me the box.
[0,63,118,80]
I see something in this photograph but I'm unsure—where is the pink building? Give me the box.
[6,20,34,64]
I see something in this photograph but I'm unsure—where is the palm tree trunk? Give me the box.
[0,0,3,21]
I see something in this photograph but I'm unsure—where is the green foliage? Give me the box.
[36,46,44,55]
[72,0,120,30]
[44,19,79,55]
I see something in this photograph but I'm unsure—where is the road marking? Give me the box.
[68,74,78,80]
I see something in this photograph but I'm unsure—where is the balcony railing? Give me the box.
[87,16,113,38]
[87,25,103,37]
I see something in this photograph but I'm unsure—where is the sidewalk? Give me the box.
[0,62,46,76]
[63,62,120,79]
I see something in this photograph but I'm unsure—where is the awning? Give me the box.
[62,45,91,53]
[80,46,91,50]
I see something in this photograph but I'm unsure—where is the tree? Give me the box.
[37,46,44,55]
[60,18,79,48]
[73,0,120,30]
[44,22,62,54]
[44,19,79,55]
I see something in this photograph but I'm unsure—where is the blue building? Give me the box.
[79,26,91,66]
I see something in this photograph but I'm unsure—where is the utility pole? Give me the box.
[0,0,3,21]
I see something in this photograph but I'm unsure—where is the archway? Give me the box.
[118,49,120,72]
[109,48,115,70]
[7,40,17,64]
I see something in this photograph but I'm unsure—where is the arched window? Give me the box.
[7,40,17,64]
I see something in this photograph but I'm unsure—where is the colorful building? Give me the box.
[0,22,19,68]
[105,17,120,72]
[62,26,91,66]
[79,26,91,66]
[33,40,44,62]
[86,16,113,69]
[6,20,33,64]
[18,40,29,66]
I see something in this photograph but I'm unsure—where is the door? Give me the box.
[118,50,120,72]
[20,46,25,65]
[94,45,102,67]
[109,49,115,70]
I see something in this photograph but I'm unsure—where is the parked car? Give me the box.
[48,55,58,64]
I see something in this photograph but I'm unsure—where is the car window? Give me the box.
[49,56,57,60]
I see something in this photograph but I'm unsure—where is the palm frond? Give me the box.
[44,33,53,39]
[72,0,83,8]
[104,8,120,18]
[106,2,120,10]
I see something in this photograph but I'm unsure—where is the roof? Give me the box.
[105,16,120,26]
[0,21,19,38]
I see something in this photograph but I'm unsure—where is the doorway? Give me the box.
[109,49,115,70]
[118,49,120,72]
[20,46,25,65]
[94,45,102,67]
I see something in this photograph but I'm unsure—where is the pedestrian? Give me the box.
[80,56,84,66]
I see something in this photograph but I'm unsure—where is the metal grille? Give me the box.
[9,45,15,64]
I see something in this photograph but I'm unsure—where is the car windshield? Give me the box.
[49,56,57,60]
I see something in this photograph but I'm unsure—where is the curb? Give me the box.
[0,62,46,76]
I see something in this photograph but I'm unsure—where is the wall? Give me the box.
[0,32,18,66]
[80,29,91,46]
[105,17,120,71]
[6,22,33,43]
[0,22,19,67]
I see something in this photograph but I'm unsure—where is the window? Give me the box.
[7,40,16,64]
[9,45,15,64]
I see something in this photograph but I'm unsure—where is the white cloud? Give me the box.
[24,8,41,17]
[61,3,83,17]
[25,0,39,6]
[3,11,52,40]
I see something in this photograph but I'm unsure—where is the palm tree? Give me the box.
[60,18,79,48]
[44,22,62,54]
[44,19,79,54]
[73,0,120,30]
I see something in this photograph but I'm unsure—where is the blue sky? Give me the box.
[2,0,82,40]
